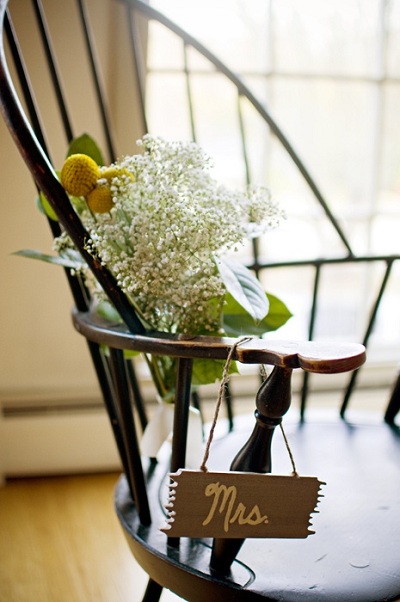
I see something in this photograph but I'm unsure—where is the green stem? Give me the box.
[143,353,169,400]
[125,293,150,328]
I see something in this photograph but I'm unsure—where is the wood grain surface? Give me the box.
[0,473,171,602]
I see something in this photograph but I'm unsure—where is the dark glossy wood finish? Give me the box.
[1,1,399,600]
[72,309,366,373]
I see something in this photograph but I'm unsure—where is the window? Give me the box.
[143,0,400,365]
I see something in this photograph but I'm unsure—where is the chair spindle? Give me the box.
[210,365,293,575]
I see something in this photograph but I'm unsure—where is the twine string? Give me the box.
[260,364,298,477]
[199,347,299,477]
[279,423,298,477]
[200,337,252,472]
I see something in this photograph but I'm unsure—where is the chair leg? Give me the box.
[142,578,163,602]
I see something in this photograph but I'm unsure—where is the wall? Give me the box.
[0,0,146,477]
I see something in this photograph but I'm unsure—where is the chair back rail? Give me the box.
[1,0,398,421]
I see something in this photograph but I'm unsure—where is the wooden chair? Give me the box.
[1,1,399,601]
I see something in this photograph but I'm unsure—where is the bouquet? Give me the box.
[19,134,291,402]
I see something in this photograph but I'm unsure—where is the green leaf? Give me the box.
[13,249,84,269]
[264,292,293,331]
[223,292,292,336]
[192,357,239,386]
[66,133,105,166]
[96,300,123,324]
[70,195,88,214]
[36,192,59,221]
[216,258,269,322]
[222,293,261,336]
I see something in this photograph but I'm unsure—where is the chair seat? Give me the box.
[115,413,400,602]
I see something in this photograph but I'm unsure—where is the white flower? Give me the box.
[57,135,285,334]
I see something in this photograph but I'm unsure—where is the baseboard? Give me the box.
[0,409,122,480]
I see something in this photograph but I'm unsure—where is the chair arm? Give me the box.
[72,308,366,374]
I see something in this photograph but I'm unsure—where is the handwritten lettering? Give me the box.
[202,482,268,533]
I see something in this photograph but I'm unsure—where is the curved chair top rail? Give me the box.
[127,0,353,256]
[73,308,366,374]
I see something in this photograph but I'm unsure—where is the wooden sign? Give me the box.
[161,470,325,539]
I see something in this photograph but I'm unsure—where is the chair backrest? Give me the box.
[0,0,365,431]
[1,0,398,428]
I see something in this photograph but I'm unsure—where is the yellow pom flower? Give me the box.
[102,166,135,184]
[86,185,114,214]
[61,154,100,197]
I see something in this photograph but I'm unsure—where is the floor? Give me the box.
[0,472,179,602]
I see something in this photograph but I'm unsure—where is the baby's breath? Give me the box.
[58,135,284,334]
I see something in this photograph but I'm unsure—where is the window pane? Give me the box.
[146,73,192,139]
[271,0,382,77]
[386,0,400,78]
[150,0,272,72]
[147,21,185,70]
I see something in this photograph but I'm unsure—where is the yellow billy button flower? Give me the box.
[61,154,100,197]
[86,185,114,214]
[102,166,135,184]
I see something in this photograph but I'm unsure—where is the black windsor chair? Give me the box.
[1,1,399,601]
